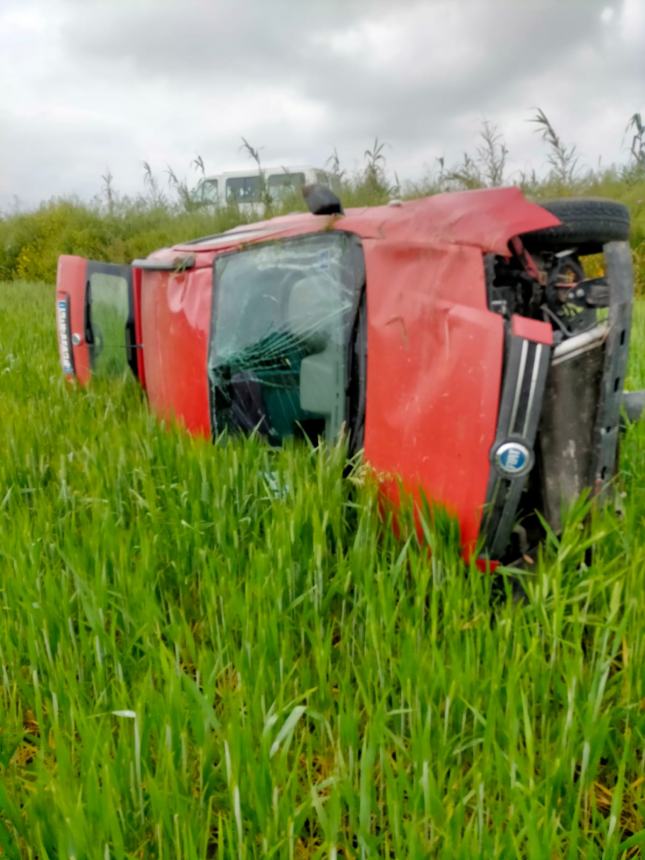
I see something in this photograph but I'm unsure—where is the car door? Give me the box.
[56,255,141,384]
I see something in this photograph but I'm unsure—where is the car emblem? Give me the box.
[494,441,532,477]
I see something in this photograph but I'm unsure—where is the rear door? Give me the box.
[56,256,140,384]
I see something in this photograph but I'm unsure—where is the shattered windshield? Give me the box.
[209,232,363,445]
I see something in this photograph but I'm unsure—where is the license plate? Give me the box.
[56,296,75,375]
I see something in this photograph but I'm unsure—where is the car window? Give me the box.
[209,233,363,444]
[88,272,130,376]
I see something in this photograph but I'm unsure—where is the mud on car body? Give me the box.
[56,187,642,563]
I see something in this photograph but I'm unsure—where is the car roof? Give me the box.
[143,187,560,266]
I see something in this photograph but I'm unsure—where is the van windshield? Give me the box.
[209,233,363,445]
[196,179,218,204]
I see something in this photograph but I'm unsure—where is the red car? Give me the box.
[56,187,640,562]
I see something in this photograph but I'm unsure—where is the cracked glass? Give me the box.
[209,232,363,445]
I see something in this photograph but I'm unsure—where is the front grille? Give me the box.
[481,328,551,560]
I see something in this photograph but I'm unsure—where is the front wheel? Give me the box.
[522,198,630,254]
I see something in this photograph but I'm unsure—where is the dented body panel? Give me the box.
[362,240,505,553]
[140,267,212,435]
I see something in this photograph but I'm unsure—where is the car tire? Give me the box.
[522,198,630,254]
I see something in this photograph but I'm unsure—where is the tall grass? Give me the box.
[0,283,643,857]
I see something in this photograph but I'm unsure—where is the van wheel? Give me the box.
[522,198,630,254]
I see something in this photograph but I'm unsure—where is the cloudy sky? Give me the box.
[1,0,643,211]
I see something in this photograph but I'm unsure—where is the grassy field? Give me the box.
[0,282,643,858]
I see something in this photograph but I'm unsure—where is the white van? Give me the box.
[191,165,331,213]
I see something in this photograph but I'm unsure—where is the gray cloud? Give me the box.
[1,0,642,209]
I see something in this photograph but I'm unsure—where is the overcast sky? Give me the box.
[1,0,643,211]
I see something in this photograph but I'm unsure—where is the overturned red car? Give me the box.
[56,186,640,562]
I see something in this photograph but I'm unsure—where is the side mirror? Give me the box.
[302,183,344,216]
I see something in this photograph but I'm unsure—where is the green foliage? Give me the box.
[2,119,645,291]
[240,136,275,216]
[0,198,251,284]
[0,283,643,856]
[626,113,645,169]
[530,108,580,188]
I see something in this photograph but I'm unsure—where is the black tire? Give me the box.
[522,197,630,254]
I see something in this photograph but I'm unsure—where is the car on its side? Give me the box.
[56,186,642,563]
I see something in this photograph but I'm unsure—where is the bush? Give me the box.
[0,197,251,283]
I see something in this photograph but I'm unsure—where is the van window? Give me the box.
[267,172,306,201]
[226,176,262,204]
[209,233,364,445]
[199,179,219,204]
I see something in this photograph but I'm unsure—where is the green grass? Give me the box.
[0,282,643,858]
[1,169,645,293]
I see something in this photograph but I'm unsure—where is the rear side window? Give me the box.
[209,233,363,445]
[87,272,130,376]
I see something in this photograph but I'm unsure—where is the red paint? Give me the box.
[511,314,553,345]
[56,255,90,384]
[362,240,504,555]
[139,267,212,436]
